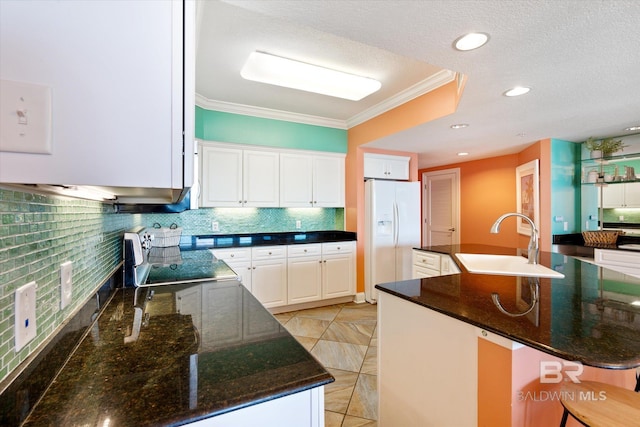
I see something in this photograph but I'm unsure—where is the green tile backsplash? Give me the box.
[0,188,137,384]
[141,207,344,235]
[0,188,343,385]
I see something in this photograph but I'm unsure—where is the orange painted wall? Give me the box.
[346,80,462,293]
[419,139,553,252]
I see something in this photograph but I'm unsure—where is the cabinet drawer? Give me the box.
[252,246,286,260]
[595,248,640,267]
[210,248,251,261]
[287,243,322,257]
[413,251,441,270]
[322,241,355,255]
[413,265,440,279]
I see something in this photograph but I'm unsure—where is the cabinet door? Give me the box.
[412,265,440,279]
[322,242,355,298]
[364,153,410,180]
[244,150,279,207]
[313,155,345,207]
[280,153,313,207]
[0,1,190,190]
[288,256,322,304]
[385,156,410,180]
[624,182,640,207]
[210,248,252,292]
[200,145,243,207]
[251,258,287,308]
[363,155,388,179]
[601,184,624,208]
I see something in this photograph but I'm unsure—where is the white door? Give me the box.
[251,258,287,308]
[422,169,460,246]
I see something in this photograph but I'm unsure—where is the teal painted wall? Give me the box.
[195,107,347,153]
[550,139,581,235]
[192,106,347,232]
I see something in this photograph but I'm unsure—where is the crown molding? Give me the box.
[195,69,457,130]
[346,69,457,128]
[195,94,348,129]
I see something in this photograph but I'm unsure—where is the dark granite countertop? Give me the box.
[180,230,356,250]
[2,249,333,426]
[18,281,332,426]
[376,244,640,369]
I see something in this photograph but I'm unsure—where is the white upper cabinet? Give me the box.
[600,182,640,208]
[280,152,345,207]
[364,153,411,180]
[200,144,279,207]
[0,1,194,199]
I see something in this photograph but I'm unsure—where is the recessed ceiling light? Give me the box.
[450,123,469,129]
[504,86,531,97]
[624,126,640,131]
[457,152,469,156]
[240,51,381,101]
[516,132,527,137]
[453,33,489,51]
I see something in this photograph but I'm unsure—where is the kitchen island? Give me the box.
[1,250,332,426]
[376,244,640,427]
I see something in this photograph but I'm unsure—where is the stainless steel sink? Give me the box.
[455,253,565,278]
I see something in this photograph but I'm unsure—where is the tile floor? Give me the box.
[274,302,378,427]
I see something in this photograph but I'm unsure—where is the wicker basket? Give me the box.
[582,230,622,247]
[148,223,182,247]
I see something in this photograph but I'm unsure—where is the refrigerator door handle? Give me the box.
[393,202,399,246]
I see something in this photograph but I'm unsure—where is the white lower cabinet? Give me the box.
[412,249,460,278]
[594,248,640,279]
[187,387,325,427]
[321,241,356,299]
[251,246,287,308]
[213,241,356,309]
[209,247,252,292]
[287,244,323,304]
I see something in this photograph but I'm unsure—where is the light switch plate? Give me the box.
[15,281,37,352]
[0,79,52,154]
[60,261,73,310]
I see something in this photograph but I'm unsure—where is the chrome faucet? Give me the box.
[490,212,539,264]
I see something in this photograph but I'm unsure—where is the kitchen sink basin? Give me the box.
[455,253,565,278]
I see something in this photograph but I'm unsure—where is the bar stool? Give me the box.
[559,380,640,426]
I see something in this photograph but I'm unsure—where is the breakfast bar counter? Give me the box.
[378,244,640,369]
[376,244,640,426]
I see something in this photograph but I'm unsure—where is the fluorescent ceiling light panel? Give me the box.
[241,51,381,101]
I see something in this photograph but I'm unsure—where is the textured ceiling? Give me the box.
[197,0,640,168]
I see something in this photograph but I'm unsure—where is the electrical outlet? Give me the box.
[295,220,302,229]
[15,281,37,352]
[212,221,219,232]
[60,261,73,310]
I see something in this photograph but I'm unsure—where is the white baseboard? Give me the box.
[353,292,366,304]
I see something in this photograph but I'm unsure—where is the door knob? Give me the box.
[448,228,456,232]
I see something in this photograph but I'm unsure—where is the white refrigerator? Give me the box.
[365,179,421,303]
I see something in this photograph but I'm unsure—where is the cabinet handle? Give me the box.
[239,200,242,204]
[319,260,323,264]
[268,251,272,255]
[244,200,247,204]
[324,260,327,263]
[304,249,307,252]
[230,254,234,257]
[337,246,341,250]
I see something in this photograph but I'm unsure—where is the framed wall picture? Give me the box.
[516,159,539,235]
